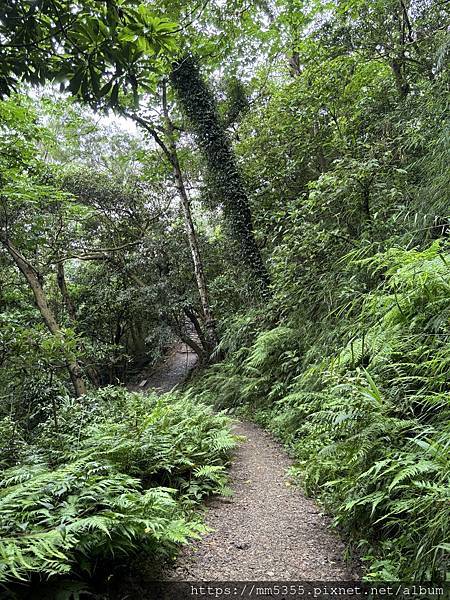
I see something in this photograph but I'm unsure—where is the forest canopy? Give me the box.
[0,0,449,595]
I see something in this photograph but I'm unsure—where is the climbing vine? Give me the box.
[170,55,270,294]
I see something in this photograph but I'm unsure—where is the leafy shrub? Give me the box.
[0,387,236,586]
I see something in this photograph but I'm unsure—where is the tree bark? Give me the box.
[160,80,219,354]
[173,167,219,351]
[56,262,77,322]
[123,96,220,359]
[391,0,411,99]
[391,59,410,99]
[184,306,209,353]
[0,236,87,397]
[56,261,100,387]
[165,313,208,366]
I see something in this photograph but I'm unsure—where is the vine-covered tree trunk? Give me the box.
[170,55,270,295]
[391,0,412,98]
[1,237,87,397]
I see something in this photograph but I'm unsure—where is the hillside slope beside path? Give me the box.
[164,421,359,581]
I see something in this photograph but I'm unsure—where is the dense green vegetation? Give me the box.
[197,243,450,579]
[0,0,449,593]
[0,388,235,583]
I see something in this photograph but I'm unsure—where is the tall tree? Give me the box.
[160,80,219,353]
[0,235,87,397]
[170,55,270,294]
[125,83,220,358]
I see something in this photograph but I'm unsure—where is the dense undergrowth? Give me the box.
[0,0,448,592]
[193,242,450,580]
[0,387,236,591]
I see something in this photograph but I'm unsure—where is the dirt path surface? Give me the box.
[128,344,197,394]
[165,421,358,581]
[128,345,357,583]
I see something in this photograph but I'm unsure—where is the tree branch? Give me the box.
[121,111,174,166]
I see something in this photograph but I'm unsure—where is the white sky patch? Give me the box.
[28,83,141,137]
[98,111,140,136]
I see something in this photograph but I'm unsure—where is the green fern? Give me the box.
[0,387,235,587]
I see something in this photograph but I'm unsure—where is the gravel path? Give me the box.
[128,344,197,394]
[165,421,359,581]
[126,345,358,586]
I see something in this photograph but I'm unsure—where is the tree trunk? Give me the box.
[131,321,146,356]
[56,261,100,387]
[391,0,411,99]
[123,97,220,360]
[56,262,77,321]
[165,313,208,367]
[170,56,270,295]
[391,59,410,99]
[1,237,87,397]
[167,143,218,352]
[161,81,219,353]
[288,51,301,77]
[184,306,209,353]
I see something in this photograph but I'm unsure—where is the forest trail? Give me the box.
[135,346,358,581]
[164,420,358,581]
[128,343,198,394]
